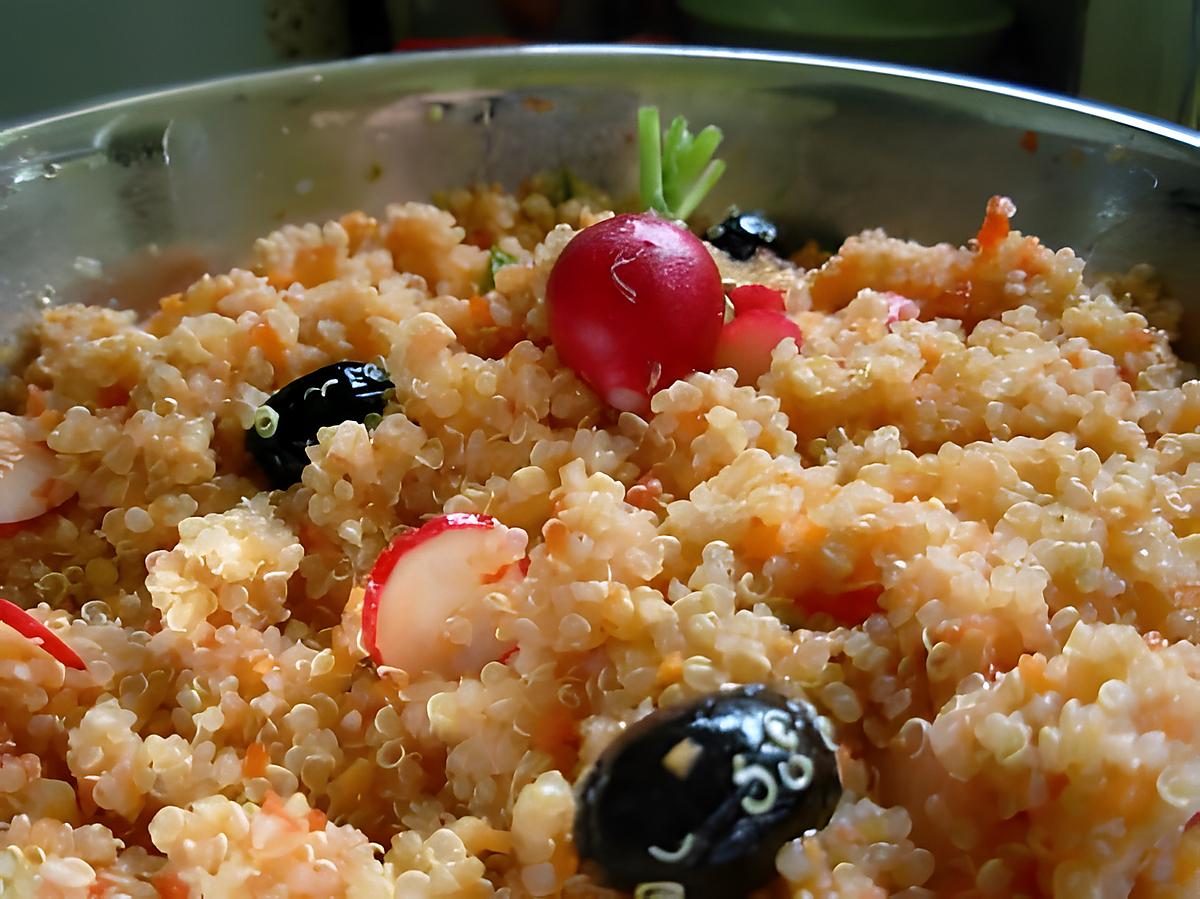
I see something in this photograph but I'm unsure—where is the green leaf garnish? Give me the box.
[480,245,519,292]
[638,106,727,222]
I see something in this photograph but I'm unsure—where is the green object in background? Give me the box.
[679,0,1014,70]
[0,0,350,124]
[1078,0,1199,128]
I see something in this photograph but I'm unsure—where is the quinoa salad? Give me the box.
[2,109,1200,898]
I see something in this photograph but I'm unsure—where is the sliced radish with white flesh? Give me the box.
[362,513,528,678]
[0,598,86,670]
[0,414,73,526]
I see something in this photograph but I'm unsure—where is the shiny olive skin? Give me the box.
[705,211,779,261]
[574,684,841,898]
[245,361,392,488]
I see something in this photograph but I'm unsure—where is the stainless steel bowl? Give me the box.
[2,46,1199,344]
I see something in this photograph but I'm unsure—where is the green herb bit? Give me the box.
[480,245,519,292]
[364,412,383,431]
[638,106,727,223]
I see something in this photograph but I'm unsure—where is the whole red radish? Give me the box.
[546,213,724,415]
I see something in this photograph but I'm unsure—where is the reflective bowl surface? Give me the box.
[2,46,1198,345]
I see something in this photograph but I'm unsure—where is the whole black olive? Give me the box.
[705,211,779,261]
[574,684,842,898]
[245,360,393,488]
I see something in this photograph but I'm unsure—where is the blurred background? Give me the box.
[0,0,1196,128]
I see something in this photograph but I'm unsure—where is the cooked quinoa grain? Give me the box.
[1,186,1199,897]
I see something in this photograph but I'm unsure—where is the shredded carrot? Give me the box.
[739,517,785,561]
[656,651,684,687]
[481,561,522,585]
[465,228,494,249]
[476,326,527,360]
[794,585,883,628]
[96,384,131,408]
[242,742,268,778]
[250,321,289,377]
[531,702,581,772]
[468,295,494,327]
[788,239,832,270]
[261,790,286,816]
[306,807,328,832]
[152,872,191,899]
[976,195,1013,254]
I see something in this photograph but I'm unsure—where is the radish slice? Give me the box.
[362,513,528,678]
[885,292,920,326]
[0,415,74,526]
[0,598,86,670]
[728,284,785,315]
[714,309,803,386]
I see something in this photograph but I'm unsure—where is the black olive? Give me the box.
[705,211,780,261]
[245,360,393,488]
[575,684,842,898]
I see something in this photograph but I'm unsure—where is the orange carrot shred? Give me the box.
[306,807,328,831]
[532,702,581,772]
[152,872,191,899]
[261,790,286,816]
[794,585,883,628]
[243,742,268,778]
[656,651,683,687]
[96,384,131,408]
[976,195,1013,254]
[251,321,289,376]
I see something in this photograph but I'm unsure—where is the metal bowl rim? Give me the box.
[2,44,1197,150]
